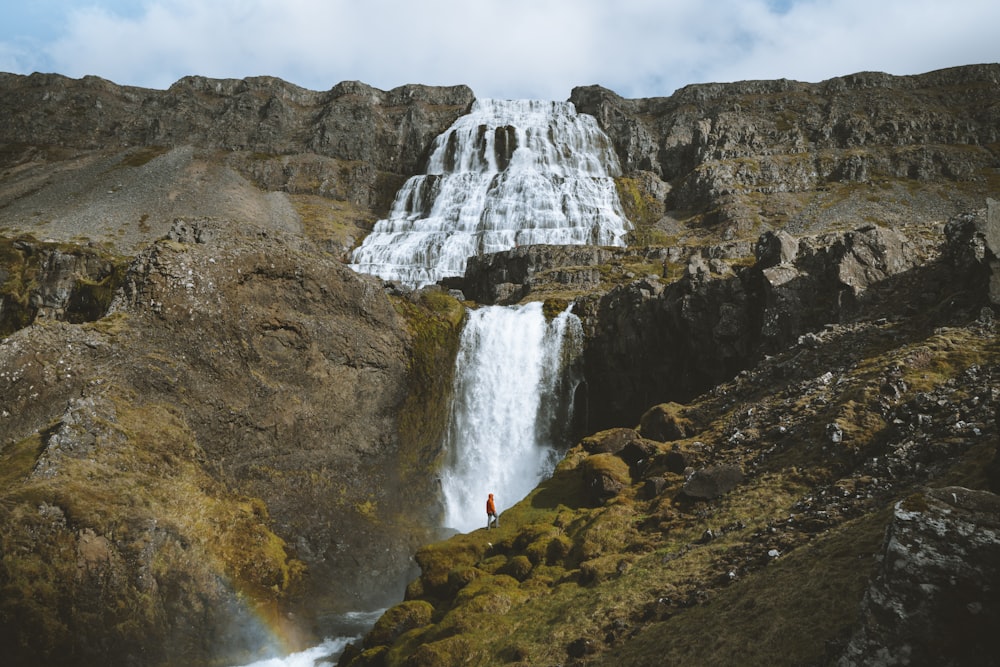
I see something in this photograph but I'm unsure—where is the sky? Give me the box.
[1,0,998,100]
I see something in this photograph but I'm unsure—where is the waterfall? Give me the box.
[440,302,583,533]
[256,99,626,663]
[350,98,630,287]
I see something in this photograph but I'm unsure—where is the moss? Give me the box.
[0,393,308,664]
[0,237,41,335]
[366,600,435,648]
[542,297,570,320]
[447,566,486,594]
[288,194,376,253]
[615,176,661,229]
[391,635,475,667]
[545,533,574,565]
[413,536,489,601]
[65,261,128,324]
[391,291,466,517]
[639,402,695,441]
[596,510,890,666]
[0,431,48,489]
[579,553,635,585]
[500,555,533,581]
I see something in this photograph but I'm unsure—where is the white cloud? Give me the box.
[4,0,998,99]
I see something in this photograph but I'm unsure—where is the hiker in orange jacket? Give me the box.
[487,493,498,529]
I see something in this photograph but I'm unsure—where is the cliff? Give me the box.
[571,64,1000,242]
[1,65,999,666]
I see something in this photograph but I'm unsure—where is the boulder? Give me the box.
[681,465,745,500]
[581,454,632,505]
[580,428,643,455]
[755,230,799,269]
[639,402,694,442]
[837,487,1000,666]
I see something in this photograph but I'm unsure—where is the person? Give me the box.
[486,493,498,530]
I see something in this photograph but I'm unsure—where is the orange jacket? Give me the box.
[486,494,496,515]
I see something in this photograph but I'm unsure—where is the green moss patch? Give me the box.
[0,396,304,664]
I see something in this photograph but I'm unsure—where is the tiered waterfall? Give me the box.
[350,98,628,533]
[350,98,630,287]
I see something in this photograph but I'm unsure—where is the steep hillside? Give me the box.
[344,206,1000,666]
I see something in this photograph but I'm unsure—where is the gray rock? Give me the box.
[681,464,745,500]
[837,487,1000,666]
[755,230,799,269]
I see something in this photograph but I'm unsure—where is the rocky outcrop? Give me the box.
[0,237,126,335]
[680,464,745,500]
[0,73,474,175]
[944,198,1000,305]
[837,487,1000,666]
[572,65,1000,237]
[0,219,464,665]
[459,244,617,304]
[573,65,1000,183]
[575,222,930,429]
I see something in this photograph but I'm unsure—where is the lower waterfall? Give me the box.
[440,302,584,533]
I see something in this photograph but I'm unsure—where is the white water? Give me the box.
[440,302,583,532]
[233,610,384,667]
[259,98,620,663]
[237,638,349,667]
[350,98,630,287]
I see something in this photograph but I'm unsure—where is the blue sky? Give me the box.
[1,0,997,99]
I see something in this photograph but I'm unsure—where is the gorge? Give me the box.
[0,64,999,666]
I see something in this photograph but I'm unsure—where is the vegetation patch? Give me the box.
[615,176,673,246]
[0,395,305,665]
[289,193,376,254]
[392,290,466,499]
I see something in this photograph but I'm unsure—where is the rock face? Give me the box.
[837,487,1000,666]
[0,237,125,335]
[571,65,1000,238]
[576,222,931,429]
[0,73,474,175]
[944,198,1000,305]
[460,244,617,304]
[0,219,463,665]
[0,74,474,256]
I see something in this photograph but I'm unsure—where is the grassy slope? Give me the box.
[346,252,999,666]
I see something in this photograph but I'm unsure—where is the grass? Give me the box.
[598,508,890,666]
[344,285,1000,667]
[0,394,305,663]
[289,193,377,253]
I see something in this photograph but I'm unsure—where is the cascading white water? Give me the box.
[259,99,624,664]
[350,98,630,287]
[440,302,583,533]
